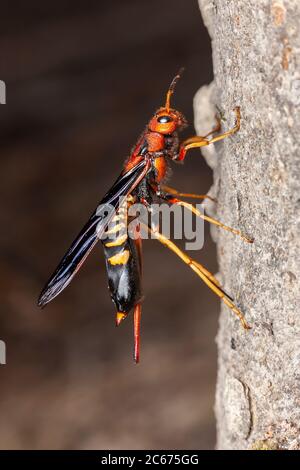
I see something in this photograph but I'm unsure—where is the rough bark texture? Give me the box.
[195,0,300,450]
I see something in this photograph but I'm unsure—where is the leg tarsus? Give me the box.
[201,213,254,244]
[172,198,253,244]
[208,106,240,145]
[203,113,222,138]
[178,107,241,161]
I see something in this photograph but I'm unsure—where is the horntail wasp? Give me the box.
[38,69,253,363]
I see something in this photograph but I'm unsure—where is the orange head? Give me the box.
[149,68,187,134]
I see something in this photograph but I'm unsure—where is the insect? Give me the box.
[38,70,253,363]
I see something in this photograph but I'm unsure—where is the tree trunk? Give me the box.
[196,0,300,450]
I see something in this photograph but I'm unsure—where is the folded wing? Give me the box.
[38,159,148,307]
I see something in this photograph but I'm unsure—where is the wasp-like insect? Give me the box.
[38,70,253,363]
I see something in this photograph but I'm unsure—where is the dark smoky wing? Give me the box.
[37,210,109,308]
[38,160,147,307]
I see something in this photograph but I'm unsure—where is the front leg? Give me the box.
[175,107,240,162]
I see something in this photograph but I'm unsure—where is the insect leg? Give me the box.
[178,107,240,161]
[206,106,240,144]
[192,260,222,289]
[200,212,253,243]
[160,185,216,202]
[165,197,253,244]
[203,113,222,138]
[142,223,250,330]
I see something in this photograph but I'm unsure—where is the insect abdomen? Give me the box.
[102,205,142,315]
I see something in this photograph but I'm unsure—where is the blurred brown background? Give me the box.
[0,0,218,449]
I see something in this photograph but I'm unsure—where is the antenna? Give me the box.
[165,67,185,111]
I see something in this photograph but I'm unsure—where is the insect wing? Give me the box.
[38,159,148,307]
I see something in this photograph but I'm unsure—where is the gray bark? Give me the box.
[196,0,300,450]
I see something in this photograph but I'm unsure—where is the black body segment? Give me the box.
[102,198,142,314]
[103,238,142,314]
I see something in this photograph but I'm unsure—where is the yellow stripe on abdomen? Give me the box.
[105,222,126,235]
[108,250,130,265]
[105,233,128,247]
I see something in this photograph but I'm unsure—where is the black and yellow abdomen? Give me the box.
[102,201,142,321]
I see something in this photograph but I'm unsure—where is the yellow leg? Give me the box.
[206,106,240,144]
[161,185,216,202]
[192,260,221,288]
[203,113,222,138]
[178,107,240,161]
[143,223,250,330]
[173,199,253,244]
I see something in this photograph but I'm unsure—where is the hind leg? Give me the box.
[143,223,250,330]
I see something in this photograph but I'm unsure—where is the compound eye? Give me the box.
[157,115,172,124]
